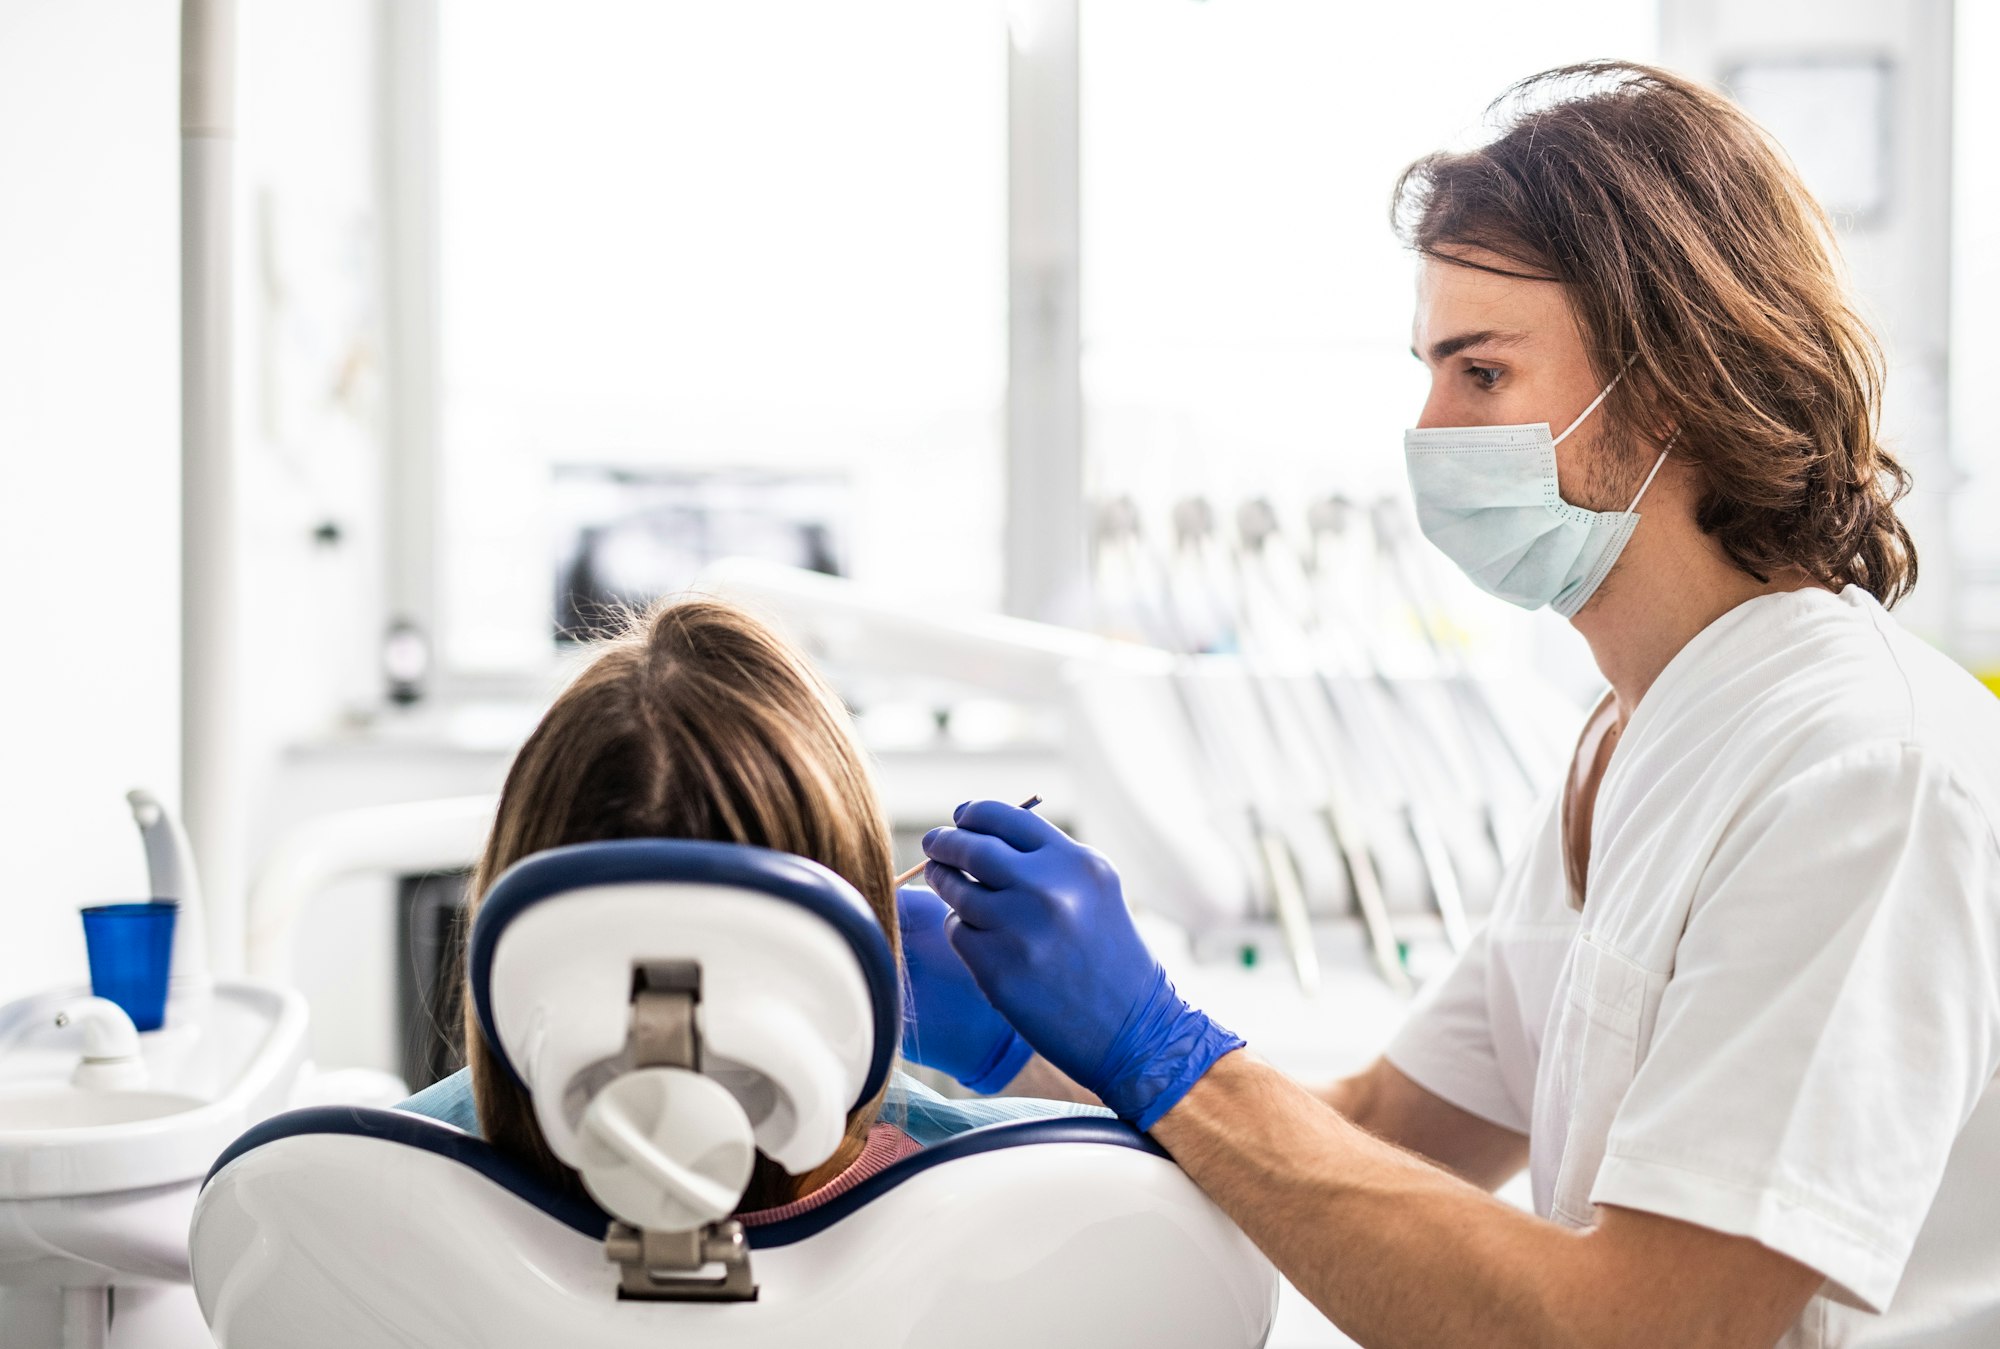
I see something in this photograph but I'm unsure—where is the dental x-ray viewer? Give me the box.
[906,63,2000,1348]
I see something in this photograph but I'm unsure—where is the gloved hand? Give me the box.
[922,802,1243,1130]
[896,885,1034,1093]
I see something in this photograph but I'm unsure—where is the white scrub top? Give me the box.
[1386,585,2000,1348]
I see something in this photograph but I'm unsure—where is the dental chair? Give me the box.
[189,840,1279,1347]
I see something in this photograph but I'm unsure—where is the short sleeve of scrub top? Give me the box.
[1381,922,1532,1136]
[1591,742,2000,1312]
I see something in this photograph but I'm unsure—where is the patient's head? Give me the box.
[462,596,899,1210]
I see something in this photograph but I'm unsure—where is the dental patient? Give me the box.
[398,597,1102,1223]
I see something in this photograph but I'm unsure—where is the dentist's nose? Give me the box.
[1413,378,1454,431]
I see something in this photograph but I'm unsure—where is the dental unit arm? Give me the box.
[703,524,1573,992]
[190,839,1278,1348]
[698,558,1260,937]
[242,793,497,983]
[697,555,1152,704]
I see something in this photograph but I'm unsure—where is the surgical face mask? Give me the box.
[1402,366,1667,618]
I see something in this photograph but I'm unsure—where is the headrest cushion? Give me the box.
[467,839,900,1110]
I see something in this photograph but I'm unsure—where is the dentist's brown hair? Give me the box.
[460,596,899,1211]
[1394,60,1916,606]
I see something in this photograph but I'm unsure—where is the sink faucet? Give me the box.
[53,998,149,1091]
[127,789,213,1002]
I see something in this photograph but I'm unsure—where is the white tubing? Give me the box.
[245,795,498,981]
[181,0,243,977]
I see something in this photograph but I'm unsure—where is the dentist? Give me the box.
[906,63,2000,1348]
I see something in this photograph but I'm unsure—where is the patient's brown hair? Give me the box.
[461,597,899,1211]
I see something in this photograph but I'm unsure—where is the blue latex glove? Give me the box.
[922,801,1244,1131]
[897,885,1034,1094]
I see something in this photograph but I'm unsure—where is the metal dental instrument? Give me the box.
[1097,498,1323,993]
[894,794,1043,888]
[1276,498,1474,955]
[1162,498,1327,996]
[1220,501,1414,991]
[1361,495,1552,845]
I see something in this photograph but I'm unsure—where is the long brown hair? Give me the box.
[462,596,899,1211]
[1393,60,1916,605]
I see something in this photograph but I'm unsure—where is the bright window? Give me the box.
[1079,1,1657,686]
[437,0,1008,671]
[1081,1,1660,510]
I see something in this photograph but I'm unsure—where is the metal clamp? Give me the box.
[603,961,759,1302]
[606,1219,757,1302]
[627,961,701,1071]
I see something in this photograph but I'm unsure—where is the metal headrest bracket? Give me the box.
[605,961,758,1303]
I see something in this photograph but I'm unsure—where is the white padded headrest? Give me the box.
[468,841,899,1227]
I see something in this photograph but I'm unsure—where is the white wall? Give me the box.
[0,0,387,1007]
[1949,0,2000,665]
[0,1,182,1002]
[1660,0,1958,643]
[233,0,386,788]
[230,0,391,1066]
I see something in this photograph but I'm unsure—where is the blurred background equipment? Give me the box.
[0,0,1987,1344]
[552,466,849,641]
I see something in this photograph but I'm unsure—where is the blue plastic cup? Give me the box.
[80,901,179,1032]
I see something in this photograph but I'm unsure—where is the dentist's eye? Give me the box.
[1466,364,1503,390]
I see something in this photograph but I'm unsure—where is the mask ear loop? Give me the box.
[1551,352,1640,447]
[1624,446,1670,512]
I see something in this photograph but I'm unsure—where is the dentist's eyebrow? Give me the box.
[1411,329,1533,363]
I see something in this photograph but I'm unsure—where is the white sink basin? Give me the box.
[0,1088,207,1131]
[0,980,307,1298]
[0,982,305,1200]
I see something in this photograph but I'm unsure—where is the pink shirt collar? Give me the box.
[736,1123,923,1226]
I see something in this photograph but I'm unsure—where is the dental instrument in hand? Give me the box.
[895,794,1042,888]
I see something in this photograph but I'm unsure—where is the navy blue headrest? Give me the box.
[467,839,901,1110]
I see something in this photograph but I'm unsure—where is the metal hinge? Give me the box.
[606,1219,758,1302]
[603,960,759,1302]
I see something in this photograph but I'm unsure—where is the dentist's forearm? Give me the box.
[1155,1051,1562,1347]
[1150,1051,1816,1349]
[1310,1058,1531,1191]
